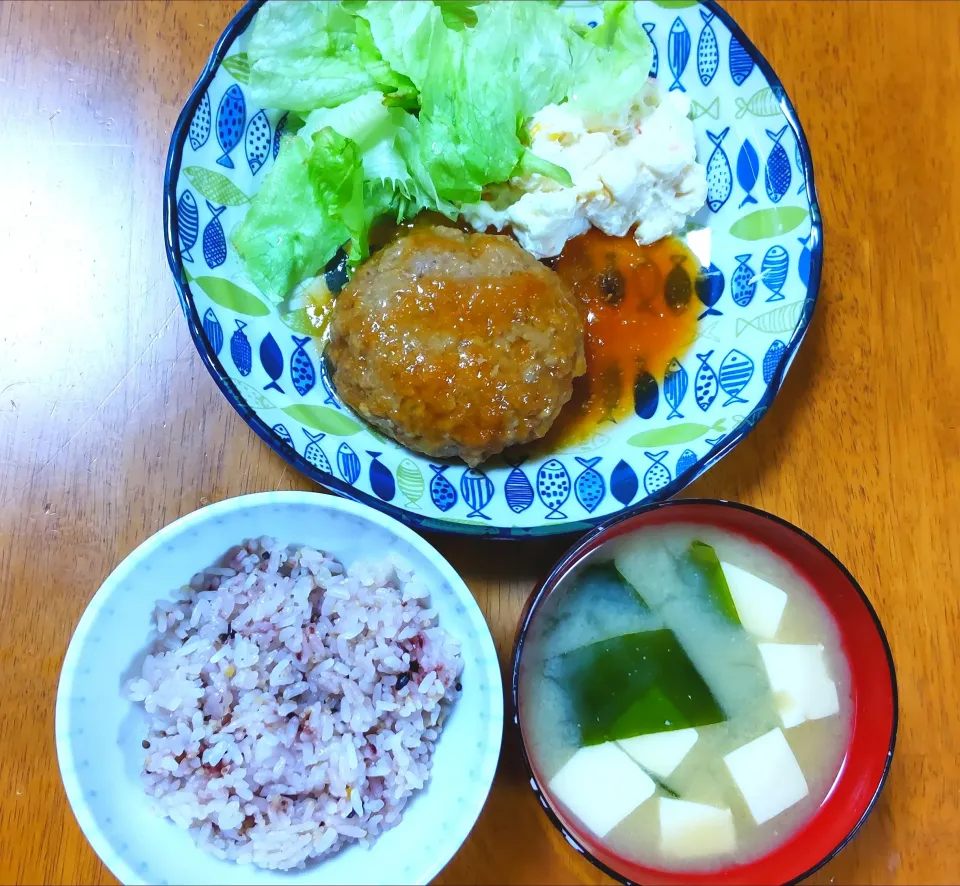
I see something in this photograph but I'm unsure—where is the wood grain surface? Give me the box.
[0,1,957,883]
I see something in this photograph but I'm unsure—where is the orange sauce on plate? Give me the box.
[538,228,700,449]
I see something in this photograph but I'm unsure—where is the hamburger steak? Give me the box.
[326,226,586,467]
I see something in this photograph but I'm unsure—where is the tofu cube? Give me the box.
[721,561,788,639]
[758,643,841,728]
[617,728,699,778]
[659,798,736,858]
[548,743,655,837]
[723,727,809,824]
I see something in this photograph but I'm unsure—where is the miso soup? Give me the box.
[517,524,852,872]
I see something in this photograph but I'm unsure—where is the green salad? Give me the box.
[232,0,653,302]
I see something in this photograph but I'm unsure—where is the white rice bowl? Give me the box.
[56,494,503,886]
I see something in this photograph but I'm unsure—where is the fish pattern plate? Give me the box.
[164,0,822,538]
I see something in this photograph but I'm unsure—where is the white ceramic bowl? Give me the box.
[56,492,503,886]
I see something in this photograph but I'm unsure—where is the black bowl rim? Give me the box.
[509,498,898,886]
[163,0,825,540]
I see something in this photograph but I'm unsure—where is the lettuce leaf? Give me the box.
[233,129,363,301]
[247,0,413,112]
[570,1,656,117]
[300,92,455,218]
[416,0,580,203]
[356,1,442,90]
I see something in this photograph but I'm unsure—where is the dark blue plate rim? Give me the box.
[509,498,897,886]
[162,0,825,540]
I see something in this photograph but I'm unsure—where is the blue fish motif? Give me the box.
[460,469,494,520]
[634,370,659,419]
[795,140,807,196]
[736,139,760,208]
[643,451,672,496]
[696,263,725,319]
[705,128,732,212]
[677,449,698,476]
[202,201,227,268]
[318,356,339,408]
[215,84,246,169]
[536,459,571,520]
[289,336,317,397]
[574,457,605,513]
[697,11,718,86]
[177,190,199,262]
[761,245,790,302]
[643,23,658,77]
[504,460,534,514]
[694,351,719,411]
[667,17,691,92]
[368,452,396,501]
[718,349,755,406]
[763,339,787,384]
[610,459,639,506]
[230,320,252,376]
[764,126,792,203]
[272,423,294,449]
[325,249,351,295]
[663,358,688,420]
[798,233,812,288]
[259,332,284,394]
[336,443,361,485]
[664,255,692,313]
[429,465,458,512]
[273,112,288,161]
[731,253,758,307]
[245,110,271,175]
[705,435,725,447]
[729,34,754,86]
[201,307,223,356]
[189,91,211,151]
[303,430,332,473]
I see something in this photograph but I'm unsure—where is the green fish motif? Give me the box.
[182,166,250,206]
[279,307,319,336]
[627,418,727,447]
[233,378,277,412]
[561,432,611,455]
[696,319,723,343]
[735,87,782,119]
[690,97,720,120]
[222,53,251,85]
[191,276,271,316]
[736,301,807,336]
[282,404,361,436]
[729,206,809,241]
[738,407,766,428]
[598,364,622,423]
[396,459,425,509]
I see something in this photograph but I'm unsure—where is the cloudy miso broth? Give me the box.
[518,525,852,872]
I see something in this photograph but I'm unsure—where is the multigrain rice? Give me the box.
[126,537,463,870]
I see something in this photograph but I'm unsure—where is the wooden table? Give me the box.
[1,1,957,883]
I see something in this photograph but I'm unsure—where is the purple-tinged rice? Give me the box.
[126,537,463,870]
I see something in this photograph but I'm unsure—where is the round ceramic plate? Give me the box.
[164,0,822,539]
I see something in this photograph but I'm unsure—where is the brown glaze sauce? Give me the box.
[324,225,585,463]
[537,228,700,449]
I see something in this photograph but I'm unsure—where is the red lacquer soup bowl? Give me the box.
[511,499,897,886]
